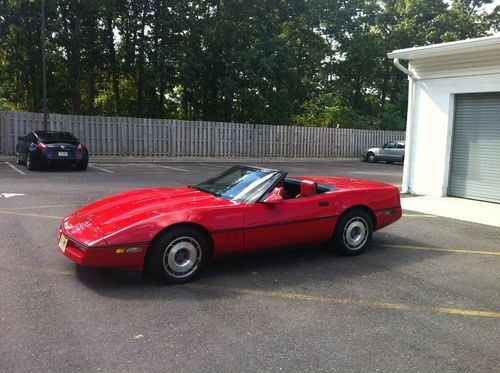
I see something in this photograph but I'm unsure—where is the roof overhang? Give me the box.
[387,34,500,60]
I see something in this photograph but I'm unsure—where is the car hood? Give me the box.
[62,187,231,246]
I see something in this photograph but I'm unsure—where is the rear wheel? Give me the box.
[75,159,88,170]
[26,152,37,170]
[366,152,375,163]
[332,209,373,256]
[147,227,209,284]
[16,152,24,165]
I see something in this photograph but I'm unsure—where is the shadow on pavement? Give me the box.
[75,234,449,300]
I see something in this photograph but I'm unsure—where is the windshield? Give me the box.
[36,131,78,144]
[193,165,284,203]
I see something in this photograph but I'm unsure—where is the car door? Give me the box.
[395,142,405,161]
[243,194,337,253]
[379,142,396,161]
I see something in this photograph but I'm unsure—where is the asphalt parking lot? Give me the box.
[1,159,499,372]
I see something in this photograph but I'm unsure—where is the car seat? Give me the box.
[298,180,317,197]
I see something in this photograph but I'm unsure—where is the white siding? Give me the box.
[405,73,500,196]
[409,49,500,79]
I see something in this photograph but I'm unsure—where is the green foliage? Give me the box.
[0,0,496,130]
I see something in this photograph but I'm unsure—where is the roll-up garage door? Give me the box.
[448,93,500,203]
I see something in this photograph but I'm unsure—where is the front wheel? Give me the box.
[332,209,373,256]
[366,152,376,163]
[147,227,209,284]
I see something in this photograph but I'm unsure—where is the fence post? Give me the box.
[0,111,5,155]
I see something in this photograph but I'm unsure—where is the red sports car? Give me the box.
[58,165,401,283]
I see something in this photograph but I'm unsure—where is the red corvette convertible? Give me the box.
[58,165,401,283]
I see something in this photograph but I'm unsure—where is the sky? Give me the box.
[482,0,500,12]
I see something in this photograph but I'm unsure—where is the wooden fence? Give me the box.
[0,111,405,159]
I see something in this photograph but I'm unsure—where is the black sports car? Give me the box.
[16,130,89,170]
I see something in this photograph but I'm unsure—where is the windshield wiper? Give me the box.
[189,185,221,197]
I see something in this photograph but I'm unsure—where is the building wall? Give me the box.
[404,72,500,196]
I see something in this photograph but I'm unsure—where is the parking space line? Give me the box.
[378,244,500,256]
[4,162,26,175]
[0,204,76,212]
[0,211,64,219]
[199,163,225,168]
[88,164,114,173]
[157,165,189,172]
[186,284,500,318]
[0,263,72,276]
[403,214,437,217]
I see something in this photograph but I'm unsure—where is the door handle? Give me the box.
[319,201,329,207]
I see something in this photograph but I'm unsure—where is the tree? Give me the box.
[0,0,497,129]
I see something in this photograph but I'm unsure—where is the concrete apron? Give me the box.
[402,195,500,228]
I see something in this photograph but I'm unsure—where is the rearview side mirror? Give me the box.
[263,193,284,205]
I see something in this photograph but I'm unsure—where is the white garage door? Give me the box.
[448,93,500,203]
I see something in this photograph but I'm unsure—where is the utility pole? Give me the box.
[41,0,48,130]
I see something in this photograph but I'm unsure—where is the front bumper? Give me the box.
[58,231,148,271]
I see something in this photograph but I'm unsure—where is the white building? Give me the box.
[388,35,500,204]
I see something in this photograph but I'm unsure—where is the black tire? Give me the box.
[332,209,373,256]
[147,226,209,284]
[75,159,88,170]
[26,152,37,170]
[16,152,24,165]
[366,152,376,163]
[387,161,394,164]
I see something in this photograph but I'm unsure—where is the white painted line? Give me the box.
[0,211,63,219]
[0,193,26,199]
[4,162,25,175]
[88,164,114,173]
[199,163,225,168]
[157,165,189,172]
[403,214,437,218]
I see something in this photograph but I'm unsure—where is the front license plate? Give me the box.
[58,151,69,157]
[58,234,68,252]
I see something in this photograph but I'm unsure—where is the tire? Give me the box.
[147,226,209,284]
[16,152,24,165]
[26,152,37,170]
[76,159,88,171]
[332,209,373,256]
[387,161,394,164]
[366,152,376,163]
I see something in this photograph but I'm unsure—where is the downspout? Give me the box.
[392,58,416,194]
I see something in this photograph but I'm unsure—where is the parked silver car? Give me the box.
[363,141,405,163]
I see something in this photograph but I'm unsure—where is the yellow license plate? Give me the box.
[58,234,68,252]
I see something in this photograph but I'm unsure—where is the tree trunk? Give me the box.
[88,67,96,115]
[71,2,82,114]
[136,6,147,117]
[380,58,390,109]
[105,12,120,109]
